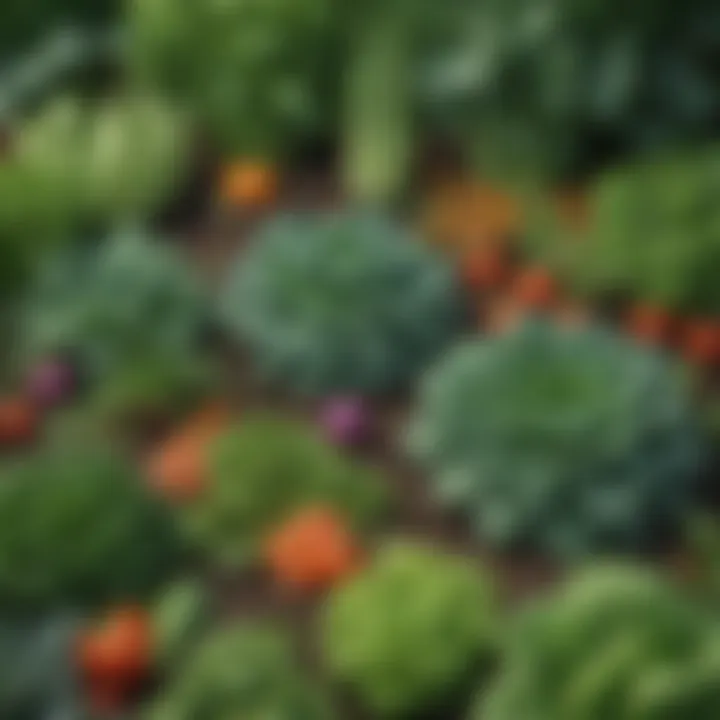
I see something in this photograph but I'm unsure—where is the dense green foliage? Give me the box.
[183,415,387,567]
[526,148,720,314]
[89,351,213,426]
[147,623,332,720]
[0,614,84,720]
[23,229,208,384]
[408,321,702,557]
[0,96,189,303]
[476,565,720,720]
[0,446,183,609]
[221,212,465,395]
[9,95,190,229]
[323,541,498,717]
[129,0,334,158]
[152,580,211,671]
[421,0,720,183]
[0,0,116,62]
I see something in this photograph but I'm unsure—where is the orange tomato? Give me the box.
[265,507,362,592]
[77,607,153,687]
[0,396,38,447]
[511,267,560,311]
[461,245,511,291]
[147,402,231,503]
[219,160,279,207]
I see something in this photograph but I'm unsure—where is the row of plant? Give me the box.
[3,0,720,198]
[424,146,720,369]
[2,478,719,720]
[2,207,715,543]
[0,196,716,717]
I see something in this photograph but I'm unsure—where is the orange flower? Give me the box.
[0,396,38,447]
[219,160,279,207]
[147,402,231,503]
[265,507,362,592]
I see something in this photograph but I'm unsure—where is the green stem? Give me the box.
[342,12,414,206]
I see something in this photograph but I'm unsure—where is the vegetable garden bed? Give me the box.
[1,1,720,718]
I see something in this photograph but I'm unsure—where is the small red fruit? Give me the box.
[77,607,153,688]
[0,397,39,447]
[461,246,510,291]
[511,267,560,311]
[219,160,279,207]
[682,319,720,367]
[625,303,675,346]
[265,507,362,592]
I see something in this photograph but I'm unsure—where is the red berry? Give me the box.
[682,319,720,367]
[462,246,510,291]
[512,267,560,310]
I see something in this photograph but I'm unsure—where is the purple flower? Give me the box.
[27,359,74,407]
[320,397,370,447]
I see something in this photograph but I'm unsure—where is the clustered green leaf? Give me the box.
[477,565,720,720]
[421,0,720,184]
[147,623,332,720]
[221,212,465,395]
[322,541,498,717]
[183,415,388,567]
[526,148,720,315]
[0,445,183,610]
[0,0,115,62]
[129,0,334,159]
[23,228,210,415]
[408,320,703,557]
[5,95,190,234]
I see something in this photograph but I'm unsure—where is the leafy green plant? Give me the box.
[152,579,211,671]
[475,564,720,720]
[0,95,189,303]
[22,228,209,404]
[408,320,703,557]
[147,623,332,720]
[221,212,465,395]
[0,613,85,720]
[0,445,183,610]
[526,147,720,315]
[90,351,213,426]
[339,0,477,203]
[0,0,115,63]
[421,0,720,184]
[322,541,499,717]
[183,415,387,567]
[10,93,190,227]
[129,0,334,159]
